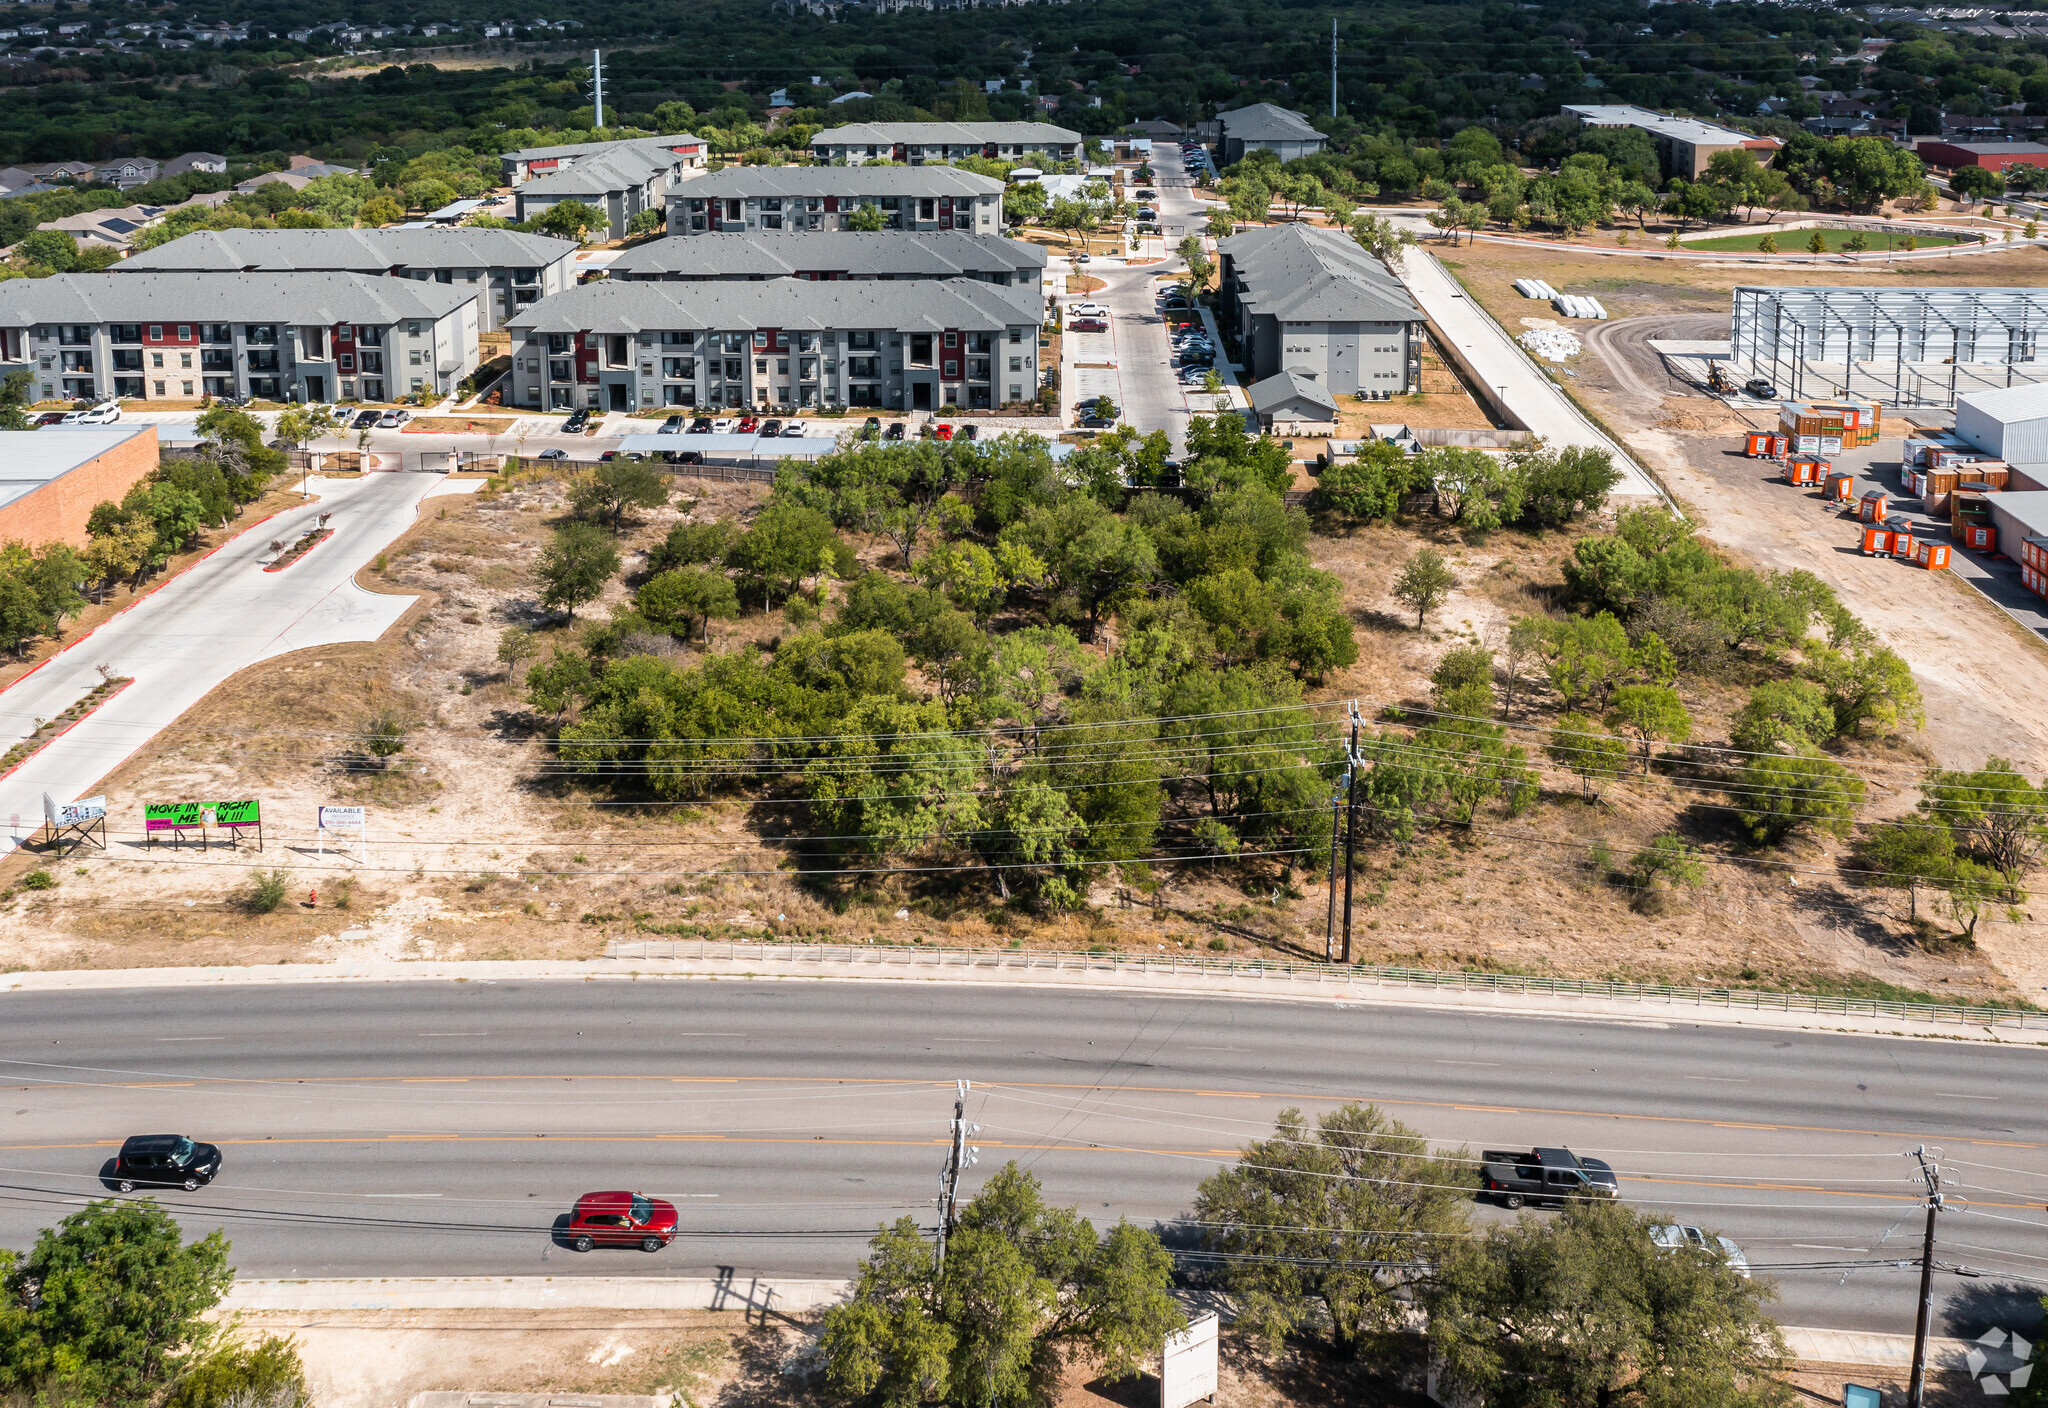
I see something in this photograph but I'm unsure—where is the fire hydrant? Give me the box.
[308,888,318,907]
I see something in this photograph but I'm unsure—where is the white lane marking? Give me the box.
[362,1193,443,1199]
[418,1032,488,1037]
[928,1038,995,1043]
[1936,1093,2000,1101]
[1683,1076,1750,1083]
[1796,1244,1870,1251]
[156,1036,225,1042]
[1435,1060,1501,1067]
[1189,1045,1247,1052]
[671,1032,748,1037]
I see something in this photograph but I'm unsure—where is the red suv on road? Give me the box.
[568,1191,679,1252]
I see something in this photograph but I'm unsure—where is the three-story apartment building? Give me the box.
[508,135,709,240]
[0,272,479,404]
[116,227,580,333]
[608,230,1045,297]
[1215,224,1426,397]
[506,277,1041,414]
[666,168,1004,236]
[809,121,1081,166]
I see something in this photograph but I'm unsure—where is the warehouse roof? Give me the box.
[813,121,1082,146]
[678,167,1005,200]
[116,227,577,273]
[609,230,1046,281]
[1922,141,2048,156]
[506,133,704,162]
[0,425,155,510]
[1989,490,2048,537]
[506,275,1040,334]
[0,271,476,325]
[1216,103,1324,143]
[1563,103,1767,148]
[1956,383,2048,423]
[1219,223,1422,325]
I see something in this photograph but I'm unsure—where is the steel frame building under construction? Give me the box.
[1730,285,2048,408]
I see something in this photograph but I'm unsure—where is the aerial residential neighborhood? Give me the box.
[0,7,2045,1408]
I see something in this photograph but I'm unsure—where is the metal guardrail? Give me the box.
[604,939,2047,1030]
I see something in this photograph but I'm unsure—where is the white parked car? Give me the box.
[710,417,739,433]
[1650,1225,1749,1278]
[76,401,122,424]
[1069,302,1110,320]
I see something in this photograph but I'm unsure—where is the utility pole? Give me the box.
[1330,20,1339,119]
[1907,1145,1944,1408]
[933,1079,978,1279]
[1341,704,1362,964]
[590,50,605,130]
[1324,769,1348,962]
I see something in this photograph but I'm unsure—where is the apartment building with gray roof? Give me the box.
[511,136,709,240]
[115,227,579,331]
[0,272,478,405]
[608,230,1044,296]
[667,166,1005,236]
[810,121,1082,166]
[1214,103,1328,164]
[506,276,1042,414]
[1216,223,1425,397]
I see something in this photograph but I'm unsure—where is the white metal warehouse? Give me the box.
[1730,285,2048,408]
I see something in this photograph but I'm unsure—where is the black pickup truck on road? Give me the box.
[1480,1147,1621,1209]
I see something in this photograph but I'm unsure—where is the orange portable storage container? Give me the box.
[2024,562,2048,599]
[2024,536,2048,574]
[1822,470,1857,503]
[1861,524,1896,556]
[1886,517,1916,558]
[1784,457,1825,485]
[1960,523,1996,552]
[1746,432,1781,458]
[1914,540,1950,570]
[1858,489,1888,522]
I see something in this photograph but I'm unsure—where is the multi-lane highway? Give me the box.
[1,980,2042,1337]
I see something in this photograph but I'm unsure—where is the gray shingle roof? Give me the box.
[519,149,668,199]
[1216,103,1325,144]
[813,121,1082,147]
[0,271,477,327]
[1219,223,1422,325]
[116,227,578,273]
[609,230,1045,280]
[507,133,703,163]
[679,167,1005,199]
[1249,369,1340,419]
[506,275,1039,335]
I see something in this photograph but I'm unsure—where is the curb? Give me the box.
[0,677,134,788]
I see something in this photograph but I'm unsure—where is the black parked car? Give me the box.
[563,408,591,433]
[114,1134,221,1192]
[687,417,713,434]
[1744,377,1780,400]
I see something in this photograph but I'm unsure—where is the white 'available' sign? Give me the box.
[1161,1311,1218,1408]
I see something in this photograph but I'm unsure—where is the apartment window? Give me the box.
[181,380,194,396]
[407,322,421,336]
[359,351,383,374]
[724,358,742,378]
[547,333,570,354]
[110,324,140,343]
[152,380,165,396]
[943,360,958,378]
[944,332,957,349]
[340,354,355,372]
[660,330,693,346]
[1009,328,1023,344]
[919,198,935,220]
[755,358,768,374]
[1009,356,1022,372]
[355,326,384,347]
[849,331,876,350]
[149,325,162,340]
[178,325,192,340]
[663,357,693,378]
[777,359,789,375]
[408,349,422,367]
[151,352,164,369]
[1009,384,1022,401]
[58,325,91,346]
[179,353,192,369]
[549,360,572,382]
[244,324,277,345]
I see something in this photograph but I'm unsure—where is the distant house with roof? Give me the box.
[1249,368,1340,435]
[35,204,167,251]
[1216,223,1425,396]
[161,152,228,177]
[1213,104,1327,164]
[95,157,161,190]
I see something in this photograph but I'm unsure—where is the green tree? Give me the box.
[1193,1103,1473,1355]
[727,502,840,607]
[1001,182,1046,225]
[1541,612,1630,710]
[0,1198,233,1407]
[1919,757,2048,897]
[1730,679,1835,755]
[647,519,733,574]
[1852,819,1957,922]
[1392,547,1455,627]
[846,201,891,232]
[1175,232,1212,292]
[1315,441,1417,521]
[0,369,32,430]
[1951,165,2003,203]
[820,1165,1180,1408]
[166,1336,311,1408]
[1605,684,1691,774]
[1805,643,1923,738]
[1001,495,1156,638]
[526,199,606,241]
[637,566,739,643]
[1546,712,1629,801]
[536,522,620,618]
[1730,748,1864,845]
[16,229,79,272]
[1425,1199,1789,1408]
[496,624,538,681]
[570,458,669,531]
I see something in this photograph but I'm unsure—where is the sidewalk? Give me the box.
[1394,248,1668,505]
[226,1276,849,1314]
[1782,1326,1975,1370]
[6,949,2041,1046]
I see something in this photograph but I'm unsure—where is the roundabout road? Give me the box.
[0,979,2041,1337]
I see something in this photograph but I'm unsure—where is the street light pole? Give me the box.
[1906,1145,1944,1408]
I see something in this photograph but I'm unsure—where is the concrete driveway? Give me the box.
[0,472,477,852]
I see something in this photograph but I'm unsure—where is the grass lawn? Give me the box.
[1680,228,1973,253]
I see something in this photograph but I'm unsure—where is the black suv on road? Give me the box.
[113,1134,221,1192]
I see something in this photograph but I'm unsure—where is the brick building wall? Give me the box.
[0,425,159,548]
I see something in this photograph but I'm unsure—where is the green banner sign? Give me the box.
[144,800,261,831]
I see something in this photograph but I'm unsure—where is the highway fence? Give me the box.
[605,939,2048,1030]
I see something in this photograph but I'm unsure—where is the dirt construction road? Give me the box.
[1581,315,2048,781]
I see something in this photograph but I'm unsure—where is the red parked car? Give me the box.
[568,1190,678,1252]
[736,415,759,434]
[932,422,955,441]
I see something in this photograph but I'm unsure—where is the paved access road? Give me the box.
[0,472,475,852]
[0,981,2041,1336]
